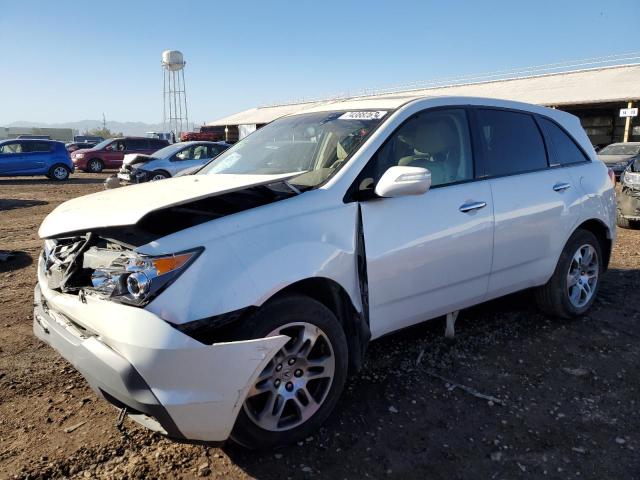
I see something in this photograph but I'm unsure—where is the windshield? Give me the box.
[92,139,115,150]
[599,144,640,155]
[199,110,387,187]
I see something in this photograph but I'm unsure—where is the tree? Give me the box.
[82,127,123,138]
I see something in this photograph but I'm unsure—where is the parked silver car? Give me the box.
[117,141,230,183]
[597,142,640,178]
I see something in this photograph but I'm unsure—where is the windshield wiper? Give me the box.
[282,180,301,195]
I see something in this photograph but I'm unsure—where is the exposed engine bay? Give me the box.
[43,181,298,303]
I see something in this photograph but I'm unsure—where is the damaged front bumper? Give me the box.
[618,187,640,221]
[33,256,287,443]
[117,167,149,184]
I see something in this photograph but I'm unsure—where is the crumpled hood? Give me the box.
[123,153,153,166]
[39,173,298,238]
[598,154,636,165]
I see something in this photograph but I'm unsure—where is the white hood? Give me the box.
[39,173,297,238]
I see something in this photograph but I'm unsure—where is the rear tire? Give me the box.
[47,164,70,181]
[230,294,348,450]
[535,229,602,319]
[616,211,631,229]
[87,158,104,173]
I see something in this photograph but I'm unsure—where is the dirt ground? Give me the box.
[0,173,639,479]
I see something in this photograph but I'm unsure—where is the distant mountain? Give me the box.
[4,120,170,136]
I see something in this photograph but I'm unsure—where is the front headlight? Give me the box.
[75,153,85,159]
[89,248,202,306]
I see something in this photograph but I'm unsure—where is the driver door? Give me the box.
[0,141,25,174]
[358,108,494,337]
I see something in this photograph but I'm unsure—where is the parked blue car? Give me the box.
[0,139,74,180]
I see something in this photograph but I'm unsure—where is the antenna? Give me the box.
[161,50,189,137]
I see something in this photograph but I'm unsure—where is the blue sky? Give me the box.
[1,0,638,126]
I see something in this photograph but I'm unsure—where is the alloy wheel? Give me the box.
[52,166,68,180]
[88,160,102,173]
[243,322,335,432]
[566,244,599,308]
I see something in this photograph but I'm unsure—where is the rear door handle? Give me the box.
[553,182,572,192]
[459,201,487,213]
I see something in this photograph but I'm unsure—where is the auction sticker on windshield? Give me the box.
[339,111,387,120]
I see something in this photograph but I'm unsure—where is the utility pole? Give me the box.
[102,113,106,131]
[623,101,633,143]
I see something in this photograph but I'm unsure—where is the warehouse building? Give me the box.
[207,63,640,147]
[0,126,75,142]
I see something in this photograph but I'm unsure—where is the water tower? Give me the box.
[162,50,189,136]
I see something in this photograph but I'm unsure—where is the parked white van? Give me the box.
[34,96,616,448]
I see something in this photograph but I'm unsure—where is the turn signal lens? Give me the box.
[151,252,194,276]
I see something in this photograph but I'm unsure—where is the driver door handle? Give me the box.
[553,182,572,192]
[459,201,487,213]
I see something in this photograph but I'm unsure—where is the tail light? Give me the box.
[607,168,616,186]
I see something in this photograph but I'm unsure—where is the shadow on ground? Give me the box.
[0,177,107,186]
[0,198,48,211]
[0,250,33,273]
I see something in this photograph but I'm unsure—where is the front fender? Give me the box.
[143,193,361,324]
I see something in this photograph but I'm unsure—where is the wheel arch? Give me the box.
[152,169,171,178]
[268,277,370,374]
[574,218,612,271]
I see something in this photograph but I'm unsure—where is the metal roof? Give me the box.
[207,64,640,127]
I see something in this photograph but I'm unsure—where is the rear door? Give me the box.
[0,141,26,174]
[20,141,51,173]
[359,108,494,337]
[472,108,582,298]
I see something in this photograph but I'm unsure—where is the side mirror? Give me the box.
[374,166,431,198]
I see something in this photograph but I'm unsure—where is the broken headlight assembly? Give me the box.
[622,170,640,188]
[86,247,203,306]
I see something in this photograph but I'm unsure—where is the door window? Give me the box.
[0,142,22,154]
[125,139,147,150]
[475,109,548,177]
[537,117,589,166]
[23,141,52,153]
[108,140,126,152]
[207,145,225,158]
[360,109,473,192]
[150,139,167,150]
[192,145,210,160]
[174,146,195,161]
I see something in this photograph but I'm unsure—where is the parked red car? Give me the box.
[71,137,169,172]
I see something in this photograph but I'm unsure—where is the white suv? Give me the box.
[34,96,616,448]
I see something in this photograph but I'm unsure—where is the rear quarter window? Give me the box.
[475,109,548,177]
[537,117,589,166]
[150,139,168,149]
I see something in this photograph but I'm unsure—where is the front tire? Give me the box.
[231,294,348,449]
[616,211,631,229]
[535,229,602,318]
[86,158,104,173]
[150,170,170,181]
[47,164,70,181]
